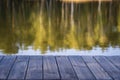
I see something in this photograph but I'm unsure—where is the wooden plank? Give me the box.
[0,56,3,62]
[0,56,16,79]
[69,56,95,80]
[95,56,120,80]
[8,56,29,79]
[106,56,120,70]
[43,56,60,79]
[0,56,3,59]
[56,56,78,80]
[26,56,42,79]
[0,56,120,80]
[82,56,112,80]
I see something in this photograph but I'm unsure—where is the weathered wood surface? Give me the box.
[26,56,42,79]
[0,56,16,79]
[8,56,29,79]
[82,56,112,80]
[95,56,120,80]
[69,56,95,80]
[56,56,78,80]
[0,56,120,80]
[43,56,60,79]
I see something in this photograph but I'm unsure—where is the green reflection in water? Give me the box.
[0,0,120,54]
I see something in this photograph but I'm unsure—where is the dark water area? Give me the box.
[0,0,120,55]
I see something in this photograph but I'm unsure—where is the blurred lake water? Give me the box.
[0,0,120,55]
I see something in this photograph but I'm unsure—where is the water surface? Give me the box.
[0,1,120,55]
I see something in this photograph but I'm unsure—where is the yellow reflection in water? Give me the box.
[0,0,119,54]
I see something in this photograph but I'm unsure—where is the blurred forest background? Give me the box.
[0,0,120,54]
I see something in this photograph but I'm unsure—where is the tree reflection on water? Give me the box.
[0,0,120,54]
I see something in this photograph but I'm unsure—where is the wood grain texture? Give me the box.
[26,56,42,79]
[106,56,120,70]
[82,56,112,80]
[95,56,120,80]
[69,56,95,80]
[8,56,29,79]
[0,56,120,80]
[56,56,78,80]
[43,56,60,79]
[0,56,16,79]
